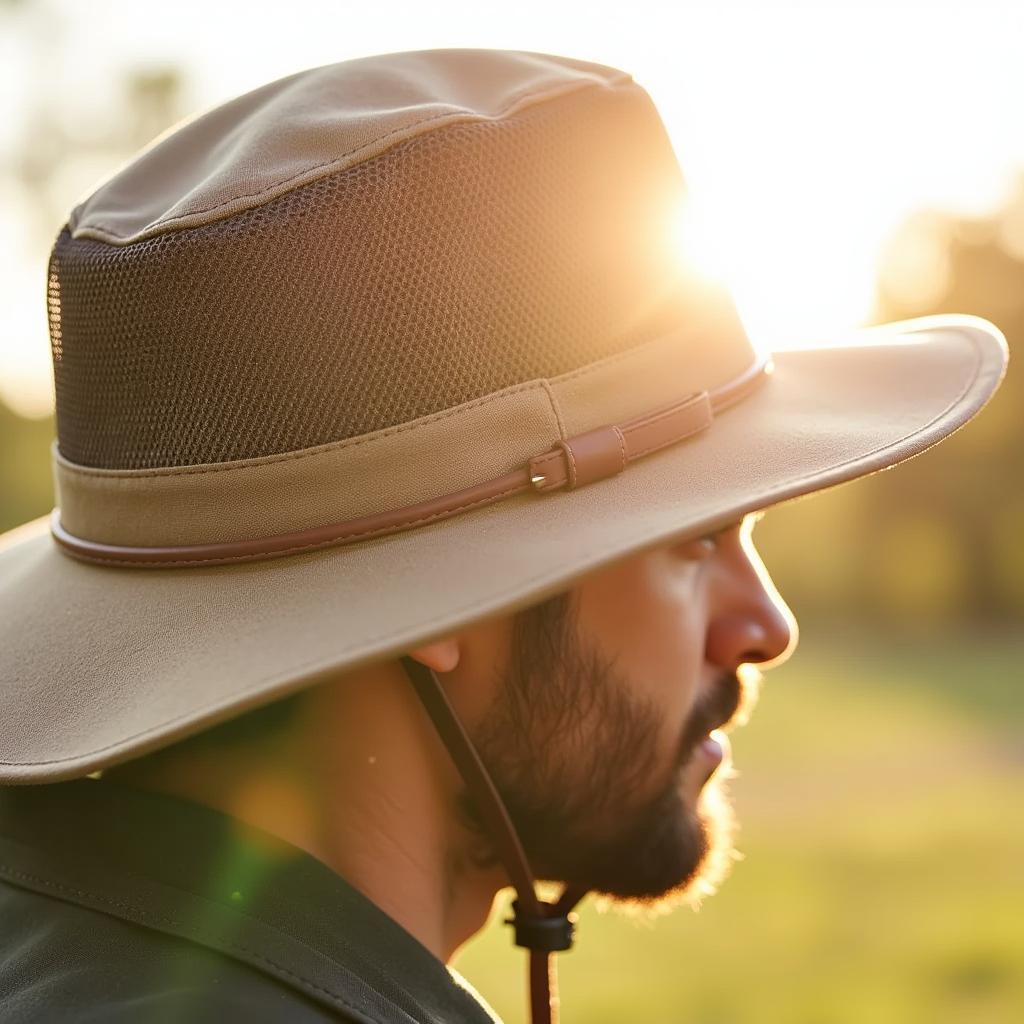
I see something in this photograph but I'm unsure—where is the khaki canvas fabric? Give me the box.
[69,51,631,245]
[0,48,1010,786]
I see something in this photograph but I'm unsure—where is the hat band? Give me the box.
[50,353,771,569]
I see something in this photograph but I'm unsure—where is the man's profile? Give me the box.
[103,511,786,945]
[0,48,1007,1024]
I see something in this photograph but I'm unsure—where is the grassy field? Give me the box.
[453,623,1024,1024]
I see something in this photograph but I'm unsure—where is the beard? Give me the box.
[463,590,749,913]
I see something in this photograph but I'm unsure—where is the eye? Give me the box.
[676,533,718,560]
[674,514,756,560]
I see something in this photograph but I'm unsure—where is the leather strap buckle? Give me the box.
[529,425,626,492]
[529,390,712,493]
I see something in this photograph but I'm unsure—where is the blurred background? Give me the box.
[1,0,1020,1020]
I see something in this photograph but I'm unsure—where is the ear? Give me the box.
[407,635,461,674]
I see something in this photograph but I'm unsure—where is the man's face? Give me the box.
[454,511,796,912]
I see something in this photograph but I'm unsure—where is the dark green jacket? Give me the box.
[0,777,498,1023]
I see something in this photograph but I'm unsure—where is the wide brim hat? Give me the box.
[0,49,1008,784]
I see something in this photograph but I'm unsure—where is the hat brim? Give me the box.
[0,314,1007,783]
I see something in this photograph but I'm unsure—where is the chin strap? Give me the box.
[400,655,588,1024]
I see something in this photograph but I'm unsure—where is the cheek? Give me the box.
[574,555,706,743]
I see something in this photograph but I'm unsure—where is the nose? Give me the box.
[704,532,798,671]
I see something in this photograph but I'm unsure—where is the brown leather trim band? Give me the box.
[50,355,772,569]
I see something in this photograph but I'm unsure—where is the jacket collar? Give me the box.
[0,776,498,1023]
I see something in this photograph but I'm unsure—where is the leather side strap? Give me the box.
[401,655,584,1024]
[401,655,541,914]
[529,390,709,491]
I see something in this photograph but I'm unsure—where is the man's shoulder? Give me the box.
[0,779,499,1023]
[0,878,362,1023]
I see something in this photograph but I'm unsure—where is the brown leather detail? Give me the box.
[51,358,770,568]
[49,467,531,567]
[530,424,626,491]
[529,390,710,491]
[622,389,712,459]
[401,657,542,911]
[401,656,584,1024]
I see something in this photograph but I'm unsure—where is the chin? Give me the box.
[594,770,741,921]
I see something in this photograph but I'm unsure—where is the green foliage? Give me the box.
[0,403,53,533]
[866,185,1024,626]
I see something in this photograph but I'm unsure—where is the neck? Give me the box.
[104,660,506,962]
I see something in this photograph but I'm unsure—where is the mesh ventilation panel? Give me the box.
[50,81,699,469]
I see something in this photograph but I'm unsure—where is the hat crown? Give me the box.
[47,48,743,471]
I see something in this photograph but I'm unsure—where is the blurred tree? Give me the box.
[0,402,53,532]
[1,1,186,533]
[868,178,1023,626]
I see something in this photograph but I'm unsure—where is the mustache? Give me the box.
[678,669,743,764]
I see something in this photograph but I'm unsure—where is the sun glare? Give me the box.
[669,194,736,289]
[666,176,884,357]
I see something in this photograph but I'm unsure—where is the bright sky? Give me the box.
[2,0,1022,417]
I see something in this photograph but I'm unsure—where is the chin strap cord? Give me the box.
[401,656,587,1024]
